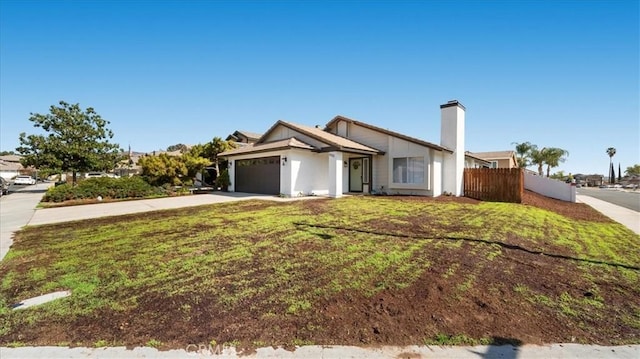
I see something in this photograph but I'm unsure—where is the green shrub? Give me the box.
[43,176,165,202]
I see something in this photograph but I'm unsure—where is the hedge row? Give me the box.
[43,176,166,203]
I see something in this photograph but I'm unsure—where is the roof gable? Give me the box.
[259,120,382,154]
[325,115,452,153]
[226,130,261,143]
[220,137,315,157]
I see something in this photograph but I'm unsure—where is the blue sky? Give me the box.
[1,0,638,176]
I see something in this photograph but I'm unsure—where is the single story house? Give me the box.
[469,151,518,168]
[220,100,472,198]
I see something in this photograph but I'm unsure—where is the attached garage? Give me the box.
[234,156,280,195]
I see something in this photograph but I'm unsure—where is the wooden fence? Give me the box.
[464,168,524,203]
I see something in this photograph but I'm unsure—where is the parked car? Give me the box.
[84,172,120,179]
[0,177,8,196]
[14,175,36,185]
[84,172,107,178]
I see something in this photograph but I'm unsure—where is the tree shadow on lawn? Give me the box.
[294,223,640,271]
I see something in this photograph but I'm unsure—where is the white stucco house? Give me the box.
[220,100,479,198]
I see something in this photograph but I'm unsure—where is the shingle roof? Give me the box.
[0,155,22,162]
[236,130,262,140]
[469,151,516,160]
[220,137,315,156]
[226,130,262,142]
[464,152,491,164]
[273,121,382,154]
[325,115,452,153]
[0,161,23,171]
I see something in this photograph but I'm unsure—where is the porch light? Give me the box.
[282,157,287,166]
[344,161,348,167]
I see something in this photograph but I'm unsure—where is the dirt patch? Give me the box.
[521,190,612,222]
[5,240,637,350]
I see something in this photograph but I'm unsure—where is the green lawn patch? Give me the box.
[0,196,638,349]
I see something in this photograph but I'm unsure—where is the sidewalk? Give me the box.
[2,343,639,359]
[577,194,640,234]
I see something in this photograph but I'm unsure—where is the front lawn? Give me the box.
[0,195,638,350]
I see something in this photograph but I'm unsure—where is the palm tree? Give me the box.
[542,147,569,177]
[512,141,535,168]
[606,147,616,183]
[529,146,545,176]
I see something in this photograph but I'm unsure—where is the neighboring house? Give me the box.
[220,100,469,198]
[469,150,518,169]
[0,155,25,180]
[464,152,491,168]
[578,174,604,187]
[115,150,147,177]
[226,130,261,144]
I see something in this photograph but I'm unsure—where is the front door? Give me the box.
[349,158,363,192]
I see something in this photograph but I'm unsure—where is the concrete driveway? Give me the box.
[28,191,300,226]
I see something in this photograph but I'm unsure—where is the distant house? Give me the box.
[0,155,25,180]
[580,174,604,187]
[226,130,261,144]
[220,100,471,198]
[468,151,518,169]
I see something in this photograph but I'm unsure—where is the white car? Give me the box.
[14,175,36,185]
[84,172,120,179]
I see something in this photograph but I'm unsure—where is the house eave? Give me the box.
[221,145,314,158]
[325,115,453,154]
[317,146,384,155]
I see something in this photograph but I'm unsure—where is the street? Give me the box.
[0,182,51,260]
[578,188,640,212]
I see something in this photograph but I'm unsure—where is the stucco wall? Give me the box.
[524,172,576,202]
[327,120,438,195]
[288,150,329,196]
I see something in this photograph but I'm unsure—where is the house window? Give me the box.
[393,157,424,184]
[362,158,370,183]
[490,161,498,168]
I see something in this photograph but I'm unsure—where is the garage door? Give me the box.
[235,156,280,195]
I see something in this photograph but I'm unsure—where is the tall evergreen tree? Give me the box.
[618,163,622,182]
[610,163,615,184]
